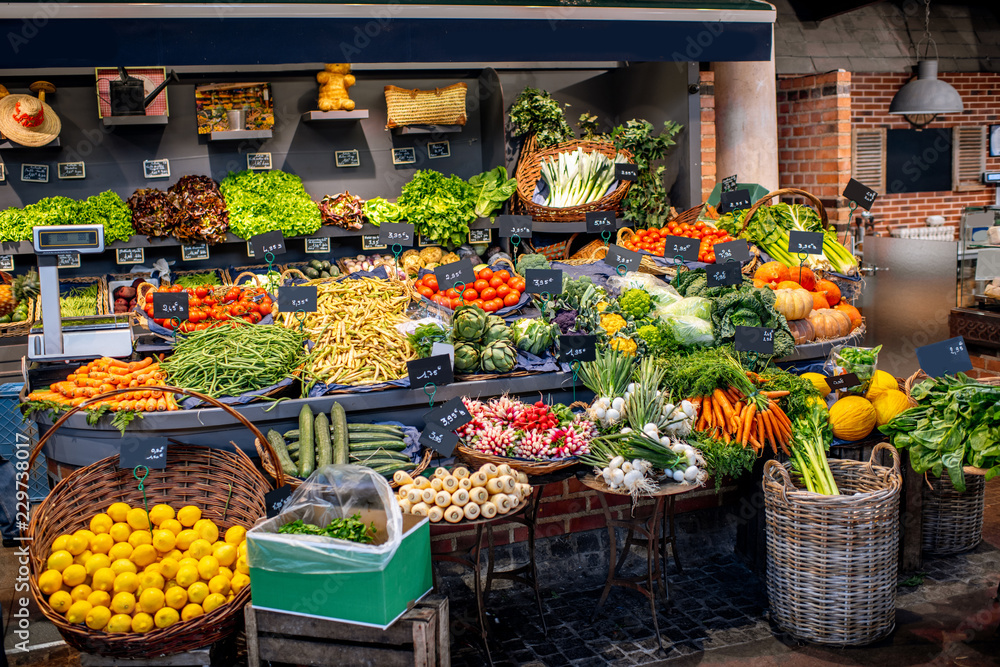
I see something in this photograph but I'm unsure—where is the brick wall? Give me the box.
[700,69,716,203]
[852,72,1000,235]
[777,71,853,226]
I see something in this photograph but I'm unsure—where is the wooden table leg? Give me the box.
[592,490,618,621]
[244,603,260,667]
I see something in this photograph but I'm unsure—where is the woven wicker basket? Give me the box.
[0,268,34,337]
[514,138,634,222]
[764,442,902,646]
[737,188,829,238]
[25,387,279,658]
[455,445,580,476]
[527,233,579,261]
[560,235,675,278]
[922,470,986,556]
[384,83,467,128]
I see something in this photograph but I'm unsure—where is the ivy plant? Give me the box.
[611,119,684,228]
[509,87,572,149]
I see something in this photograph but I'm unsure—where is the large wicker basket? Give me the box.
[922,469,986,556]
[25,387,280,658]
[763,442,902,646]
[514,137,634,222]
[384,82,467,128]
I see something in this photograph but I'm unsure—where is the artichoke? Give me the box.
[452,305,488,343]
[511,318,555,356]
[483,315,512,345]
[454,342,481,373]
[480,339,517,374]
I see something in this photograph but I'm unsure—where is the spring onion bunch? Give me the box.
[788,409,840,495]
[540,148,627,208]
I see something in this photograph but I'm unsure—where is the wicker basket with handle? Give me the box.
[25,386,280,658]
[763,442,902,646]
[384,82,467,128]
[736,188,829,238]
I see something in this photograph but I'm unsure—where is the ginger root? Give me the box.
[317,63,356,112]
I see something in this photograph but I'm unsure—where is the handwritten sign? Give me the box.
[0,163,5,182]
[713,239,751,264]
[20,164,48,183]
[663,235,700,262]
[604,244,642,272]
[247,153,272,170]
[181,244,209,261]
[119,437,168,470]
[116,247,144,265]
[468,228,491,244]
[706,261,743,287]
[56,252,80,269]
[362,235,387,251]
[586,211,616,233]
[420,424,459,457]
[434,259,476,291]
[57,162,85,179]
[916,336,973,378]
[615,163,638,181]
[427,141,450,159]
[843,178,878,211]
[721,174,738,193]
[407,354,453,387]
[143,159,170,179]
[0,256,13,271]
[499,215,533,239]
[734,326,774,355]
[152,291,189,321]
[265,486,294,518]
[559,334,597,363]
[425,396,472,431]
[249,230,286,258]
[719,189,752,214]
[787,230,824,255]
[379,222,415,247]
[418,235,434,247]
[826,373,862,390]
[335,150,360,168]
[525,269,563,294]
[305,237,330,254]
[392,147,416,165]
[278,286,318,313]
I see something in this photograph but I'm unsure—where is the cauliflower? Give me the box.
[619,288,652,319]
[600,313,627,336]
[609,337,638,356]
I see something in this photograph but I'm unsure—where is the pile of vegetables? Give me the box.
[457,395,596,460]
[710,285,795,359]
[318,192,365,230]
[127,189,179,238]
[220,170,322,239]
[341,253,405,279]
[0,195,137,243]
[141,284,273,332]
[508,87,573,149]
[397,170,476,248]
[167,175,230,245]
[539,147,625,208]
[278,516,377,544]
[77,191,135,244]
[610,119,683,229]
[26,357,178,411]
[395,464,533,523]
[623,221,736,263]
[300,258,340,280]
[451,305,518,374]
[415,265,524,312]
[60,283,102,318]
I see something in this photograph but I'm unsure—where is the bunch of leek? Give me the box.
[540,148,626,208]
[788,409,840,495]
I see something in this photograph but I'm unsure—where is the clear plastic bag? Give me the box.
[664,315,715,347]
[606,271,682,306]
[657,296,713,322]
[824,344,882,395]
[247,465,403,575]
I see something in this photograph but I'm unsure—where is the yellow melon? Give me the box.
[828,395,876,442]
[872,389,913,426]
[865,370,898,402]
[801,372,831,398]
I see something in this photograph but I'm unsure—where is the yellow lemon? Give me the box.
[50,534,71,553]
[230,573,250,595]
[74,529,95,543]
[108,542,133,562]
[152,530,176,553]
[107,613,133,633]
[801,372,832,398]
[73,550,93,566]
[107,502,130,523]
[128,530,152,548]
[187,581,209,604]
[175,529,199,551]
[212,543,237,568]
[164,549,183,562]
[224,525,246,545]
[237,542,247,559]
[207,575,230,596]
[138,571,165,592]
[197,556,219,581]
[148,504,175,527]
[188,539,212,560]
[160,519,183,537]
[48,590,73,614]
[110,591,136,615]
[235,556,249,575]
[131,612,154,634]
[176,565,199,588]
[113,572,139,594]
[38,570,63,595]
[89,533,114,555]
[217,566,233,580]
[158,558,179,580]
[84,553,111,576]
[86,605,112,631]
[126,507,151,531]
[144,562,162,575]
[181,603,204,621]
[89,513,113,534]
[61,564,87,587]
[193,519,219,543]
[87,590,111,608]
[131,545,158,568]
[108,522,131,543]
[138,588,165,614]
[164,586,188,610]
[70,584,92,602]
[177,557,199,570]
[110,559,137,576]
[66,600,92,625]
[202,593,226,614]
[177,506,201,528]
[91,568,116,592]
[46,550,73,572]
[154,606,180,629]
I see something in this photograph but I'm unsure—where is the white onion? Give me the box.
[662,403,675,416]
[594,407,607,419]
[627,383,636,394]
[687,452,697,466]
[660,436,671,446]
[602,468,614,485]
[681,400,695,418]
[609,456,624,470]
[672,470,686,482]
[684,466,700,481]
[621,427,633,434]
[621,461,633,473]
[670,444,686,454]
[610,468,625,486]
[612,397,626,412]
[623,469,644,490]
[606,408,621,422]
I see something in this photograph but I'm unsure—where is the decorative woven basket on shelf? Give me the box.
[455,445,579,476]
[763,442,902,646]
[384,83,467,128]
[558,235,675,279]
[25,387,276,659]
[514,137,633,222]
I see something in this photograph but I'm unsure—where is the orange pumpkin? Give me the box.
[810,291,830,311]
[754,261,789,286]
[810,309,853,339]
[788,265,815,291]
[835,299,863,330]
[776,280,802,290]
[814,279,841,308]
[753,278,769,289]
[788,318,815,345]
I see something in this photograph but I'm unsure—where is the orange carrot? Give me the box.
[742,404,757,448]
[713,389,735,427]
[155,398,167,411]
[761,410,776,454]
[761,390,790,398]
[130,357,153,371]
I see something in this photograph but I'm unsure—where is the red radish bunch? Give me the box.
[455,396,594,460]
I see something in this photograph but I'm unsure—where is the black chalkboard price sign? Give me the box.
[663,235,700,262]
[305,237,331,254]
[713,239,751,264]
[57,162,86,180]
[916,336,973,378]
[0,256,13,271]
[264,485,294,518]
[21,164,48,183]
[420,424,459,457]
[379,222,414,246]
[361,235,387,251]
[843,178,878,211]
[278,286,318,313]
[706,261,743,288]
[559,335,597,363]
[56,252,80,269]
[498,215,532,238]
[116,247,144,265]
[247,153,272,170]
[615,163,638,181]
[826,373,862,390]
[719,189,752,214]
[407,354,453,387]
[181,244,209,261]
[524,269,563,294]
[143,159,170,179]
[468,228,491,244]
[721,174,738,192]
[119,437,168,470]
[787,230,824,255]
[425,396,472,431]
[427,141,450,159]
[603,244,642,272]
[434,259,476,291]
[734,326,774,355]
[335,150,360,168]
[152,291,189,321]
[392,147,416,165]
[250,230,286,258]
[585,211,616,233]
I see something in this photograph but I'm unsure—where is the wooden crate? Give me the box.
[244,596,449,667]
[79,648,210,666]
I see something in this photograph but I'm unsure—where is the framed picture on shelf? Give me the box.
[194,82,274,135]
[990,124,1000,158]
[95,67,169,119]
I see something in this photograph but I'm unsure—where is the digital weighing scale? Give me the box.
[28,224,133,360]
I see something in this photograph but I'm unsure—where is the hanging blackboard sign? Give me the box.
[427,141,450,159]
[143,159,170,179]
[392,147,416,165]
[116,247,144,265]
[21,164,48,183]
[335,150,360,168]
[247,153,272,170]
[181,244,209,261]
[305,237,330,254]
[57,162,86,179]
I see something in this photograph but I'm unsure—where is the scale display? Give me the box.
[33,225,105,254]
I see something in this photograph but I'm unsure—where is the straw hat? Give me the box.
[0,92,61,147]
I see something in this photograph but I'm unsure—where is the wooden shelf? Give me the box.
[0,138,60,149]
[392,124,463,135]
[101,115,169,126]
[301,110,369,122]
[208,129,273,141]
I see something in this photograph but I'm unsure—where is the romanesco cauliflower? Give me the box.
[619,288,652,319]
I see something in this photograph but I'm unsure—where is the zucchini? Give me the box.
[267,429,300,477]
[347,424,404,436]
[287,441,300,453]
[297,404,315,478]
[350,451,412,464]
[349,440,407,452]
[331,402,349,466]
[283,429,300,440]
[315,412,332,469]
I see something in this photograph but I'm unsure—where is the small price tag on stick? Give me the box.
[265,486,294,518]
[434,259,477,291]
[249,230,286,258]
[788,230,824,255]
[524,269,563,294]
[152,292,189,322]
[585,211,616,233]
[916,336,973,378]
[734,326,774,355]
[420,424,459,457]
[706,262,743,287]
[826,373,862,390]
[603,244,642,272]
[843,178,879,210]
[498,215,533,238]
[424,396,472,430]
[663,235,700,262]
[559,335,597,363]
[379,222,415,246]
[719,189,752,214]
[407,355,453,387]
[119,437,168,470]
[713,239,751,264]
[278,286,318,313]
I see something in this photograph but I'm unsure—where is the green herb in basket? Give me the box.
[60,283,100,318]
[278,514,377,544]
[174,272,220,288]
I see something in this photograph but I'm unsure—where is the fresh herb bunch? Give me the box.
[509,87,573,149]
[611,119,683,228]
[397,170,476,248]
[278,514,377,544]
[658,347,755,400]
[689,433,757,482]
[408,322,450,358]
[220,170,321,239]
[755,367,822,423]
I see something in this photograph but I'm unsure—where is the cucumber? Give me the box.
[347,424,404,436]
[331,402,349,466]
[347,432,406,443]
[350,451,412,464]
[372,462,413,476]
[267,430,299,477]
[283,429,299,440]
[349,440,407,452]
[287,441,300,453]
[351,456,413,469]
[297,404,315,478]
[315,412,332,469]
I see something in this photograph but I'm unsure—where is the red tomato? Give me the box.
[707,252,716,263]
[679,223,691,232]
[509,277,526,292]
[496,284,511,298]
[503,292,520,307]
[478,267,494,281]
[423,275,438,292]
[473,279,490,292]
[491,298,505,310]
[480,287,497,301]
[482,300,499,313]
[445,287,458,299]
[489,276,504,289]
[494,270,511,282]
[694,221,705,230]
[473,299,486,309]
[462,288,478,302]
[417,286,434,298]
